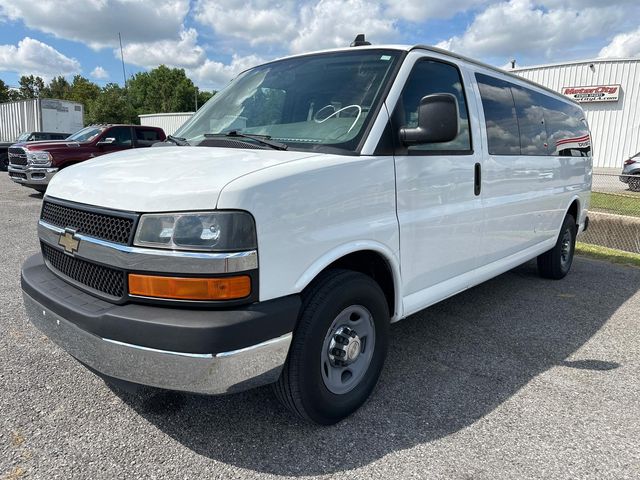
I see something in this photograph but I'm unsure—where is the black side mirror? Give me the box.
[400,93,459,145]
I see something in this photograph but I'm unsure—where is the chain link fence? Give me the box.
[581,173,640,254]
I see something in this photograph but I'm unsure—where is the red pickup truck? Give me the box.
[7,124,166,193]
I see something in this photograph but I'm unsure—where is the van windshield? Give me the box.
[175,49,401,154]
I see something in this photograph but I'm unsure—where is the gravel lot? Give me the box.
[1,174,639,480]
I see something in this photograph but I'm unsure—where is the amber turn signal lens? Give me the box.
[128,274,251,300]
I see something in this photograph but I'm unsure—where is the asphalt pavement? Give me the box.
[1,174,639,479]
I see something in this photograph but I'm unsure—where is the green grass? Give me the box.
[576,242,640,268]
[590,192,640,217]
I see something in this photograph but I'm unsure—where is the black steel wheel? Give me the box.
[537,214,577,280]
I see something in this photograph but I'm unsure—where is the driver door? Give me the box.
[392,56,484,314]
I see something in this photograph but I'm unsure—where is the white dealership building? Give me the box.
[512,58,640,169]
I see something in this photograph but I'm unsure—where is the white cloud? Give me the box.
[91,66,109,79]
[118,29,206,69]
[0,0,189,49]
[195,0,297,46]
[0,37,80,78]
[436,0,625,62]
[187,54,266,90]
[385,0,487,21]
[291,0,396,53]
[599,27,640,58]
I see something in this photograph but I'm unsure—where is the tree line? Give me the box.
[0,65,215,125]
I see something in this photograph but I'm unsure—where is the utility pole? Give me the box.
[195,86,198,111]
[119,33,127,89]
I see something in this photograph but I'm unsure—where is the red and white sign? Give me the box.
[561,85,620,103]
[555,134,591,153]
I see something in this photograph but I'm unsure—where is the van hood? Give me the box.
[46,146,320,212]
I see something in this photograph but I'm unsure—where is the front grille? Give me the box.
[9,171,27,180]
[41,242,125,298]
[41,201,135,245]
[8,147,27,166]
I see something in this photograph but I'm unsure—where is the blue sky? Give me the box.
[1,0,639,91]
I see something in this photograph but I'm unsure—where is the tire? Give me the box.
[537,214,577,280]
[274,269,389,425]
[32,186,47,194]
[629,176,640,192]
[0,153,8,172]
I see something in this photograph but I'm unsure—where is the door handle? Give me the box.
[474,162,481,196]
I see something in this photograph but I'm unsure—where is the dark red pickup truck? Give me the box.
[7,124,166,193]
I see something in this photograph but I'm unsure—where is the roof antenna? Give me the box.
[350,34,371,47]
[510,59,516,69]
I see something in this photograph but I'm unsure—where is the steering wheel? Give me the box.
[313,104,363,134]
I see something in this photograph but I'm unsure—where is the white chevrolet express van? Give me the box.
[21,42,592,425]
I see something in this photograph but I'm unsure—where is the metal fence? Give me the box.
[581,173,640,254]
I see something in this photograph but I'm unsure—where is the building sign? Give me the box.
[561,85,621,103]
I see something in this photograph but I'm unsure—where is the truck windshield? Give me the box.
[67,126,104,142]
[17,132,31,142]
[175,49,401,153]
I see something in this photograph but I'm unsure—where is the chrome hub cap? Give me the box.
[321,305,375,395]
[328,327,362,366]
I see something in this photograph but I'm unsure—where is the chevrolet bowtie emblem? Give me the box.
[58,229,80,255]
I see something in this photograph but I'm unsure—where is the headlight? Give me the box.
[133,211,257,251]
[27,151,52,166]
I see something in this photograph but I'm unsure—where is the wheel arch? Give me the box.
[294,242,402,321]
[567,197,580,223]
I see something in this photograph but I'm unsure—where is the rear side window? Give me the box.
[475,73,520,155]
[540,97,591,157]
[135,128,162,146]
[395,59,471,154]
[511,86,548,155]
[476,73,590,157]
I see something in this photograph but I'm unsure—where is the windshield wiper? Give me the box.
[204,130,288,151]
[166,135,190,146]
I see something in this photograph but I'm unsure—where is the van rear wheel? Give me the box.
[273,270,389,425]
[537,214,577,279]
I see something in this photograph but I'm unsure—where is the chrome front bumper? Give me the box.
[8,164,58,186]
[23,292,292,394]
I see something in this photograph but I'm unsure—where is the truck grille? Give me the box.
[41,201,135,245]
[41,242,126,298]
[8,147,27,166]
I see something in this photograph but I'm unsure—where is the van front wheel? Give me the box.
[537,214,577,279]
[274,270,389,425]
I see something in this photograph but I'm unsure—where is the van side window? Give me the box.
[396,60,471,154]
[511,86,548,155]
[541,97,591,157]
[475,73,520,155]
